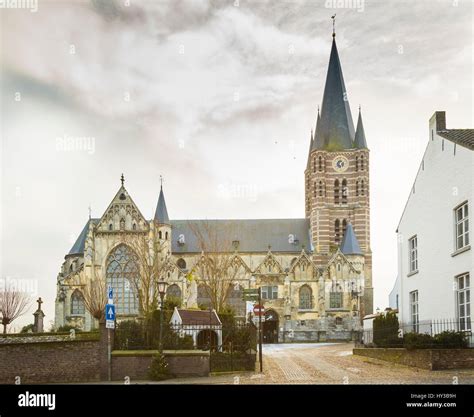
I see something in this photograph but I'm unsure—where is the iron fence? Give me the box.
[361,318,473,348]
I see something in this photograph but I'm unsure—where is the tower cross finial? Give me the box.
[160,175,163,189]
[331,14,336,38]
[36,297,43,310]
[121,173,125,186]
[88,205,92,220]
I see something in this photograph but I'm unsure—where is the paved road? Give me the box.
[108,342,474,385]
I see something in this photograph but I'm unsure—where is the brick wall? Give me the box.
[111,351,210,381]
[0,339,101,384]
[353,348,474,370]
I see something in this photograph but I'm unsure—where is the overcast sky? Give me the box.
[1,0,472,330]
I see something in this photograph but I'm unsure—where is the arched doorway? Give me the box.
[263,310,279,344]
[197,329,218,351]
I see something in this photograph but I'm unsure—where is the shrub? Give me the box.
[373,311,401,347]
[433,331,468,349]
[56,324,81,333]
[403,332,434,349]
[148,353,171,381]
[114,320,145,349]
[20,324,35,333]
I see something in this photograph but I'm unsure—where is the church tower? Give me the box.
[304,27,373,318]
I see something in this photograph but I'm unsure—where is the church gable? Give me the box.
[96,185,148,233]
[255,251,284,275]
[326,250,359,276]
[229,254,251,274]
[289,250,315,278]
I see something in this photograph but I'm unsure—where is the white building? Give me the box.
[392,111,473,333]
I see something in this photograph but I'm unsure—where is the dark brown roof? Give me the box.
[437,129,474,151]
[177,309,221,326]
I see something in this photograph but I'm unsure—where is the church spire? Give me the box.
[354,107,368,149]
[154,179,170,224]
[314,22,355,151]
[340,223,362,255]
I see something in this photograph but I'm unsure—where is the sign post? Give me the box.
[258,288,263,373]
[105,286,115,382]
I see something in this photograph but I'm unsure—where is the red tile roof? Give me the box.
[177,309,221,325]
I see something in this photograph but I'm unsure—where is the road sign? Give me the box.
[243,289,258,295]
[107,286,113,301]
[105,304,115,329]
[253,304,264,316]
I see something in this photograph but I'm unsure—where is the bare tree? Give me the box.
[82,269,108,323]
[0,283,31,334]
[123,232,172,318]
[189,221,240,313]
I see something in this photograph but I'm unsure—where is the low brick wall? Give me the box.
[111,350,210,380]
[353,348,474,370]
[0,338,101,384]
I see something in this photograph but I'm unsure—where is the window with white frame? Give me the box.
[409,236,418,273]
[456,273,471,331]
[410,290,419,332]
[455,202,469,251]
[261,286,278,300]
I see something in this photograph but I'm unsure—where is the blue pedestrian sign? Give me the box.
[105,304,115,329]
[107,286,113,301]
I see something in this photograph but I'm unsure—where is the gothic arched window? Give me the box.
[165,231,169,240]
[356,181,359,197]
[166,284,182,300]
[106,244,139,315]
[361,180,365,196]
[109,223,113,231]
[318,156,323,172]
[342,219,348,237]
[132,223,137,230]
[334,180,340,204]
[158,231,162,239]
[360,155,364,171]
[313,158,316,173]
[299,285,312,310]
[341,179,348,204]
[71,289,85,315]
[335,219,341,244]
[177,258,186,269]
[197,284,211,308]
[355,156,359,172]
[314,182,317,197]
[319,181,324,197]
[226,284,245,316]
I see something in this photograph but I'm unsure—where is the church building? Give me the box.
[55,29,373,343]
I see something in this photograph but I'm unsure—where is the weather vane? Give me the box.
[160,175,163,188]
[331,14,336,38]
[121,173,124,186]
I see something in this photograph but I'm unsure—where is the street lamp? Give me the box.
[158,280,168,353]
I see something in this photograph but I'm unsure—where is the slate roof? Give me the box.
[340,223,362,255]
[354,110,368,149]
[437,129,474,151]
[171,218,311,254]
[315,38,355,150]
[68,219,99,255]
[176,309,221,326]
[154,186,170,224]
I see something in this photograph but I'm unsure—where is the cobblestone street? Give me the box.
[138,342,474,385]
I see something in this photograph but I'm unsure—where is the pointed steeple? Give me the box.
[340,223,362,255]
[354,107,368,149]
[154,183,170,224]
[312,106,324,149]
[315,35,355,150]
[306,129,314,167]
